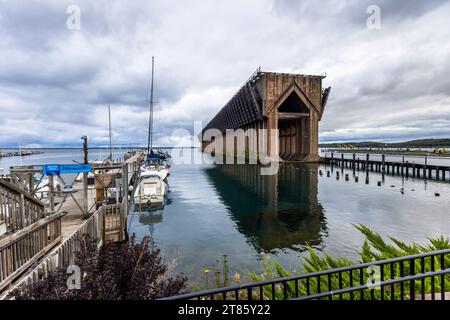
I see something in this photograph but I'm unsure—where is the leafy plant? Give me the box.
[246,225,450,300]
[12,234,187,300]
[201,255,230,290]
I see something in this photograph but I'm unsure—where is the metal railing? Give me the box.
[161,249,450,301]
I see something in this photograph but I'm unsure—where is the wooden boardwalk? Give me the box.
[0,151,144,297]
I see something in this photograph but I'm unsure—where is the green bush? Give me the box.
[246,225,450,300]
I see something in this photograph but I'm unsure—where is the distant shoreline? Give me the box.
[320,148,450,158]
[0,146,196,150]
[319,138,450,149]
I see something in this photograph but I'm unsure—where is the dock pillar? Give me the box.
[49,175,55,211]
[424,156,427,180]
[82,136,89,218]
[401,156,405,176]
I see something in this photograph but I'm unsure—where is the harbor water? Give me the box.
[128,149,450,286]
[2,148,449,287]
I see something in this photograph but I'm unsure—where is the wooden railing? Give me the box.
[0,211,64,292]
[1,201,127,298]
[106,195,129,242]
[0,179,46,235]
[104,203,123,242]
[0,208,103,298]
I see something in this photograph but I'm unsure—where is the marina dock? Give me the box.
[0,151,144,298]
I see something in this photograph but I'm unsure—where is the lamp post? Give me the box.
[81,136,89,218]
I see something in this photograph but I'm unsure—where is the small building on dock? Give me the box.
[200,69,331,162]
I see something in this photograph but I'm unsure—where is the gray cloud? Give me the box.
[0,0,449,147]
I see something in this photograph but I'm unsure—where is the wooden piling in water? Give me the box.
[322,153,448,182]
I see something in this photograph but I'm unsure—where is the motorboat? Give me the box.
[134,150,170,206]
[134,171,167,207]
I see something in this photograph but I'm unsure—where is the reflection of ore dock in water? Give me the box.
[204,163,325,251]
[200,69,331,162]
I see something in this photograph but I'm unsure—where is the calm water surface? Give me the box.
[128,149,450,286]
[2,148,449,286]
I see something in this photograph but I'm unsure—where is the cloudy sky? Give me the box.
[0,0,449,147]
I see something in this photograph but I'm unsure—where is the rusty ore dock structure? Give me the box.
[200,69,331,162]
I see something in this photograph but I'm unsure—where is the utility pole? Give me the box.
[81,136,89,218]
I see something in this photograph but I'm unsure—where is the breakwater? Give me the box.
[0,150,43,158]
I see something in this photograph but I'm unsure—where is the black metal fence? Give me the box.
[161,249,450,301]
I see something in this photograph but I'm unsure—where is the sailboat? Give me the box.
[134,57,170,208]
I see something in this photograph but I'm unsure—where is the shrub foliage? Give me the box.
[247,225,450,300]
[13,234,187,300]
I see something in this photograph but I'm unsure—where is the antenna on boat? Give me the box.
[108,105,113,160]
[147,56,155,155]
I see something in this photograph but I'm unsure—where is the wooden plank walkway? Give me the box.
[0,151,144,296]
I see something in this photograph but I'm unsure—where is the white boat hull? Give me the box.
[134,174,167,207]
[139,164,169,180]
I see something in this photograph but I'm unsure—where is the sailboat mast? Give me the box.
[19,141,23,166]
[108,105,112,160]
[147,56,155,154]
